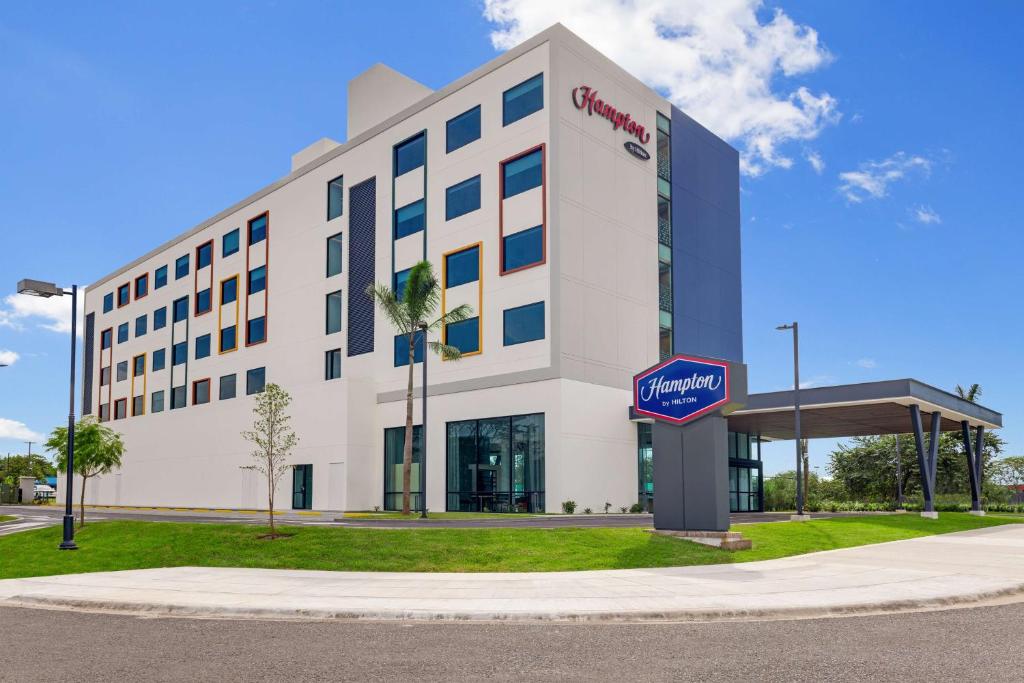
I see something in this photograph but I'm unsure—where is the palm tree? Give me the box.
[955,383,982,403]
[368,260,472,515]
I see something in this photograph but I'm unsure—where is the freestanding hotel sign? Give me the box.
[633,354,730,424]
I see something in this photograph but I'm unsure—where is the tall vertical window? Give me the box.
[172,296,189,323]
[502,74,543,126]
[192,378,210,405]
[116,361,128,382]
[195,334,211,359]
[326,233,343,277]
[220,325,237,353]
[222,229,239,257]
[326,290,342,334]
[219,374,237,400]
[247,266,266,295]
[637,423,653,510]
[394,133,425,176]
[151,390,165,413]
[117,323,129,344]
[153,306,167,330]
[195,288,212,315]
[393,267,412,301]
[445,175,481,220]
[103,293,114,313]
[154,265,168,289]
[221,276,238,305]
[327,175,344,220]
[152,348,166,372]
[134,273,148,299]
[135,314,147,338]
[394,199,425,239]
[247,316,266,345]
[502,148,543,198]
[656,112,673,360]
[445,245,480,288]
[503,301,545,346]
[100,367,111,386]
[172,341,187,366]
[132,395,144,417]
[246,367,266,395]
[101,328,112,350]
[248,213,268,245]
[117,283,130,307]
[446,106,481,153]
[175,254,189,280]
[325,349,342,380]
[196,241,213,269]
[393,331,424,367]
[502,225,543,273]
[114,398,127,420]
[171,385,186,409]
[444,317,480,355]
[384,426,422,510]
[132,354,145,377]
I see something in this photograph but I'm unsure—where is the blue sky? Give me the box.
[1,1,1021,476]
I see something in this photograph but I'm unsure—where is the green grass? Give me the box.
[0,515,15,524]
[343,511,544,520]
[0,513,1017,580]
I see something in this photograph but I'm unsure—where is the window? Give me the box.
[503,73,543,126]
[446,413,545,513]
[175,254,189,280]
[192,378,210,405]
[248,213,268,245]
[117,283,130,307]
[171,385,186,409]
[172,341,187,366]
[326,233,343,277]
[195,334,211,359]
[247,317,266,345]
[394,133,425,176]
[394,199,425,239]
[246,367,266,395]
[215,374,234,400]
[100,366,110,386]
[327,175,344,220]
[445,175,481,220]
[445,317,480,355]
[195,288,212,315]
[637,423,653,510]
[384,425,422,510]
[394,330,424,367]
[248,266,266,295]
[393,267,411,301]
[503,225,544,272]
[116,361,128,382]
[154,265,168,289]
[132,354,145,377]
[223,229,240,257]
[172,296,188,323]
[103,293,113,313]
[325,349,341,380]
[135,314,147,338]
[325,290,343,334]
[221,276,238,304]
[446,105,481,153]
[98,403,110,422]
[445,246,479,288]
[151,390,165,413]
[502,148,543,198]
[153,306,167,330]
[132,395,144,417]
[135,273,148,299]
[114,398,127,420]
[196,241,213,269]
[117,323,129,344]
[152,348,166,372]
[504,301,545,345]
[101,328,112,350]
[220,325,237,353]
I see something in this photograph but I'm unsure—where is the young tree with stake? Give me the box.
[241,383,299,537]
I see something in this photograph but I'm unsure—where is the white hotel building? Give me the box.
[78,24,751,514]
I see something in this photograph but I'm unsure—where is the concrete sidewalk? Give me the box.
[2,524,1023,622]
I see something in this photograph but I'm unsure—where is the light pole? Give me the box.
[776,322,805,518]
[17,278,78,550]
[418,321,428,519]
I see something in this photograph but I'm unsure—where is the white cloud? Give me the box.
[483,0,839,176]
[798,374,836,389]
[0,349,19,366]
[0,417,45,442]
[837,152,932,203]
[805,150,825,174]
[856,358,877,369]
[0,290,84,335]
[913,205,941,225]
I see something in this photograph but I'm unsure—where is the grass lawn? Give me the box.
[0,513,1018,580]
[0,515,15,524]
[342,511,544,520]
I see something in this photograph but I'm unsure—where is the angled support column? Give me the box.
[962,421,982,513]
[910,404,940,517]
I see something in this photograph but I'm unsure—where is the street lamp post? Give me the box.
[17,279,78,550]
[418,321,428,519]
[776,322,805,518]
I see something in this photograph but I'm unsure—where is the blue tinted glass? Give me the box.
[171,386,186,409]
[133,355,145,376]
[503,149,542,198]
[446,317,479,354]
[117,284,130,306]
[503,74,543,126]
[101,329,112,349]
[393,268,411,301]
[249,215,267,245]
[153,307,166,330]
[446,106,481,153]
[393,331,424,366]
[247,316,266,344]
[221,277,237,304]
[445,175,481,221]
[135,275,148,298]
[328,176,344,220]
[504,301,545,345]
[248,266,266,294]
[173,296,188,322]
[195,334,211,359]
[196,288,211,314]
[175,255,189,279]
[197,242,212,269]
[502,226,543,271]
[223,229,239,257]
[246,367,266,395]
[103,293,113,313]
[135,315,147,337]
[172,342,187,365]
[327,233,343,277]
[394,200,425,239]
[117,323,128,343]
[326,290,342,334]
[152,348,165,371]
[394,134,425,176]
[154,266,168,289]
[220,326,236,352]
[445,246,479,288]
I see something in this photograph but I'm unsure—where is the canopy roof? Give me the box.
[725,379,1001,440]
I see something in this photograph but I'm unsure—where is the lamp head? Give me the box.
[776,323,794,331]
[17,279,64,298]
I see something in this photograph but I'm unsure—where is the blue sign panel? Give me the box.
[633,354,730,424]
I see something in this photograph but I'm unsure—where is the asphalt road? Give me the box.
[1,602,1022,682]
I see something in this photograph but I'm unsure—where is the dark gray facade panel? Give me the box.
[82,312,95,415]
[348,177,376,357]
[652,415,730,531]
[670,106,743,363]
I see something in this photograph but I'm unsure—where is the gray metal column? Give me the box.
[909,404,940,514]
[962,420,982,512]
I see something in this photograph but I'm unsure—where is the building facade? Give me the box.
[78,24,759,513]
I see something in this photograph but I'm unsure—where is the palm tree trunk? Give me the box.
[78,475,87,527]
[403,334,415,515]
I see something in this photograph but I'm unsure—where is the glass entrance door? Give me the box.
[292,464,312,510]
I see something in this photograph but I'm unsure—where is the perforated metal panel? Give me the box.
[83,312,95,415]
[348,177,376,356]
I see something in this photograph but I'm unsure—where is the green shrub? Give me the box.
[583,507,592,514]
[561,500,577,514]
[629,503,645,513]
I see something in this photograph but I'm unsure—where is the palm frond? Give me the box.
[428,340,463,361]
[429,302,474,331]
[366,282,413,333]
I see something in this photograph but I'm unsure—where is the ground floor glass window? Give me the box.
[637,422,653,511]
[384,425,422,511]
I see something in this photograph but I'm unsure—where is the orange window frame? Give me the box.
[440,242,483,358]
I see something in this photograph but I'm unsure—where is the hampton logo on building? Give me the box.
[571,85,651,145]
[633,355,730,424]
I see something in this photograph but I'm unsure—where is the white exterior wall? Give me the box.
[78,25,670,513]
